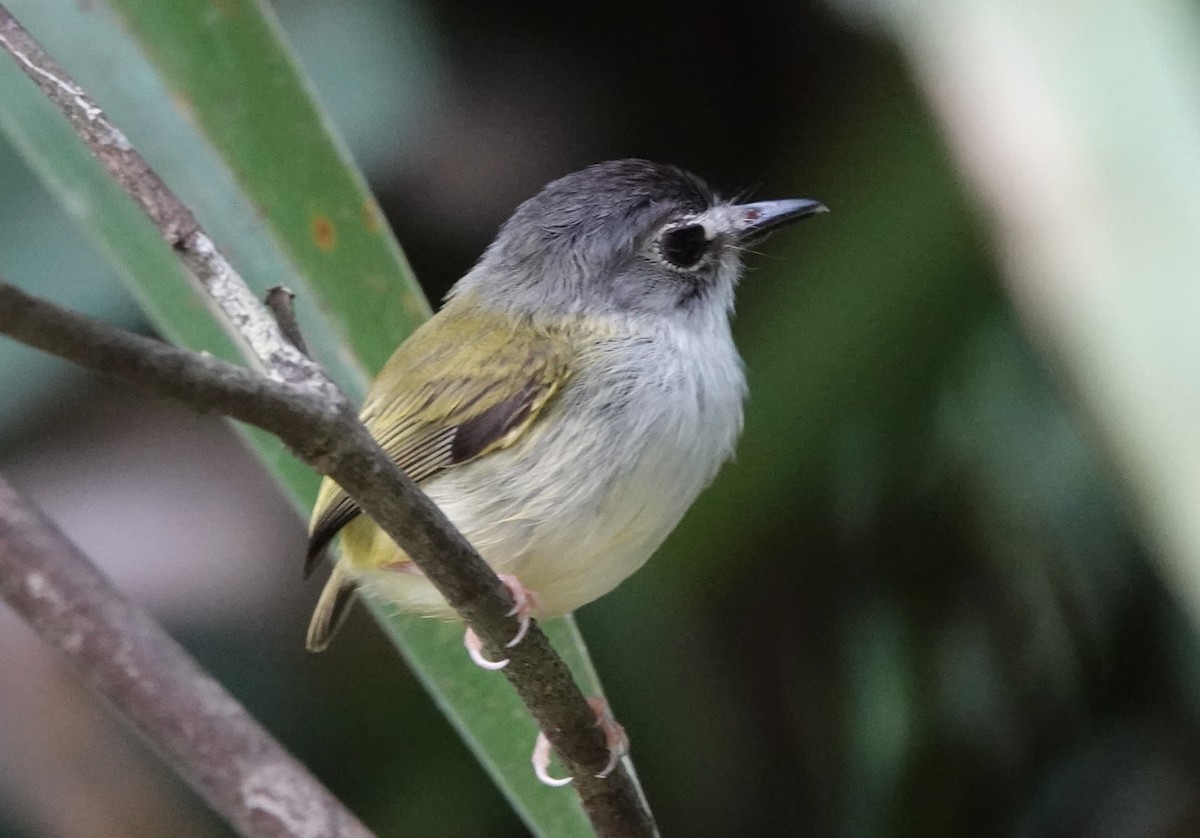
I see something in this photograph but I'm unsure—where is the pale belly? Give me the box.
[345,326,745,619]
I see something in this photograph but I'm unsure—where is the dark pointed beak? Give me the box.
[733,198,828,241]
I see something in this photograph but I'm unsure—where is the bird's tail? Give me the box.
[305,564,358,652]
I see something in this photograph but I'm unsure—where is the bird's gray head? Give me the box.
[452,159,825,323]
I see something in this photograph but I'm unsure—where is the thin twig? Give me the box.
[0,6,657,831]
[0,474,375,838]
[0,282,333,440]
[265,287,310,357]
[0,7,331,398]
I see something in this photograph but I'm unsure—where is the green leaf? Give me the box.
[0,2,615,833]
[106,0,431,375]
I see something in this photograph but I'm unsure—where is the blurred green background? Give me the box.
[3,0,1200,836]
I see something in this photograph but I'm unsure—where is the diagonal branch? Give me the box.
[0,5,329,397]
[0,6,656,835]
[0,278,650,838]
[0,281,336,444]
[0,474,375,838]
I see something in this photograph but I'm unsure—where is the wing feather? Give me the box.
[305,305,573,576]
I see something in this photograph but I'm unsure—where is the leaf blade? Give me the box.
[0,2,615,833]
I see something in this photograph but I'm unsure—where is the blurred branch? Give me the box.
[0,5,654,836]
[871,0,1200,625]
[0,474,374,838]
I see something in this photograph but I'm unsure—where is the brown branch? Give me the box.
[265,287,310,357]
[0,6,332,398]
[0,282,338,443]
[0,474,375,838]
[0,7,657,834]
[0,277,654,835]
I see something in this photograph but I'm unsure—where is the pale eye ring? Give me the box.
[657,223,710,271]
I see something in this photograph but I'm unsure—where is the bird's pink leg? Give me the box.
[532,697,629,786]
[463,574,540,670]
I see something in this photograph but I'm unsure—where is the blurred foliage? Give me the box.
[3,0,1200,836]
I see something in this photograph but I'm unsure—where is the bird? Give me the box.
[304,158,824,781]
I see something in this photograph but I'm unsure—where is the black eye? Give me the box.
[659,224,709,270]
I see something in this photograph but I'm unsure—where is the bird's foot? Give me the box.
[463,628,508,670]
[462,573,540,670]
[498,573,539,648]
[532,697,629,787]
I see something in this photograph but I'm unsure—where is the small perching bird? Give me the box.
[304,159,825,782]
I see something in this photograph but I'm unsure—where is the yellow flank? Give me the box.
[340,514,404,572]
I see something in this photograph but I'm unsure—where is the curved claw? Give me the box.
[530,698,630,787]
[532,732,573,787]
[597,746,621,780]
[497,573,539,648]
[461,575,540,668]
[505,613,531,648]
[498,574,530,614]
[588,697,629,779]
[464,627,509,671]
